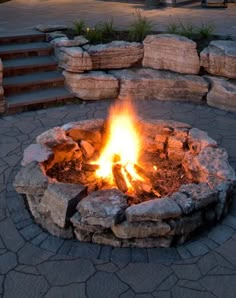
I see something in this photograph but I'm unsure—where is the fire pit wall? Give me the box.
[51,33,236,113]
[14,119,236,248]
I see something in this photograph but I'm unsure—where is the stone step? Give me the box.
[0,32,45,45]
[3,56,58,77]
[6,87,75,111]
[0,42,53,60]
[3,71,65,96]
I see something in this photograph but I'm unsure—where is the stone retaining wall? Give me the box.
[0,59,6,114]
[51,33,236,113]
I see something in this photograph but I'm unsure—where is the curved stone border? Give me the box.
[13,118,236,249]
[2,100,236,264]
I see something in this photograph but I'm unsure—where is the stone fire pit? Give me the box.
[14,118,236,248]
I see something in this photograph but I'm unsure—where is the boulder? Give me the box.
[200,40,236,78]
[195,147,236,181]
[188,127,217,154]
[205,76,236,113]
[143,34,200,74]
[77,189,128,228]
[62,119,104,147]
[179,183,218,209]
[57,41,143,72]
[63,71,119,100]
[51,36,88,47]
[35,24,68,32]
[111,220,171,239]
[14,162,48,195]
[22,144,54,166]
[40,182,87,228]
[111,68,208,102]
[57,46,93,72]
[125,198,182,222]
[36,126,77,151]
[87,41,143,69]
[46,31,67,42]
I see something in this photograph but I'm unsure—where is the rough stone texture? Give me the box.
[111,220,171,239]
[143,34,200,74]
[57,46,93,72]
[36,24,68,32]
[87,41,143,69]
[126,198,182,222]
[195,147,236,181]
[63,119,103,147]
[179,183,218,209]
[46,31,67,41]
[63,71,119,100]
[40,182,87,228]
[111,68,208,102]
[188,127,217,154]
[14,162,48,195]
[171,192,195,214]
[21,144,54,166]
[205,76,236,113]
[77,189,128,228]
[36,127,71,148]
[200,40,236,78]
[80,140,95,159]
[57,41,143,72]
[51,36,88,47]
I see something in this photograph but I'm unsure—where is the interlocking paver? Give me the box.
[37,259,95,285]
[0,251,17,274]
[0,100,236,297]
[87,272,128,298]
[45,284,86,298]
[4,271,49,298]
[117,263,172,292]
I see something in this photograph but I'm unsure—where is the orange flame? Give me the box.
[95,101,142,187]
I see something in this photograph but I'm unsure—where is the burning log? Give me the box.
[134,163,153,182]
[82,163,99,172]
[112,164,128,193]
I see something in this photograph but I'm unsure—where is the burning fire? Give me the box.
[95,101,142,190]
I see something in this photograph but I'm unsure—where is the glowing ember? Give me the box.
[95,101,142,190]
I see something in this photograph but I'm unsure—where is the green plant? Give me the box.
[129,10,152,42]
[197,23,215,39]
[178,22,196,39]
[101,19,115,37]
[73,20,86,35]
[85,25,103,44]
[166,23,180,35]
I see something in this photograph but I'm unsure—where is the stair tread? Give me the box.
[6,87,74,106]
[0,42,52,54]
[3,71,64,87]
[3,56,57,68]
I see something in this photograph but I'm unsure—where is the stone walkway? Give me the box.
[0,99,236,297]
[0,0,236,37]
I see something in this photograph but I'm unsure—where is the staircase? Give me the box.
[0,32,74,114]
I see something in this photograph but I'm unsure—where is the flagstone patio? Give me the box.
[0,99,236,298]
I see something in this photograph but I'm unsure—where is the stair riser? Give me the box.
[0,47,53,60]
[4,63,58,77]
[4,79,65,96]
[7,93,75,111]
[0,34,46,45]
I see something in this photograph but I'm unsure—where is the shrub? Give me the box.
[197,23,215,39]
[129,10,152,42]
[73,20,86,35]
[178,22,196,39]
[166,23,180,35]
[101,19,115,37]
[85,25,104,44]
